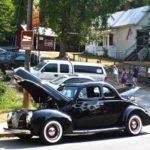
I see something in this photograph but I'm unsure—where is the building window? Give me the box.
[44,39,54,47]
[109,34,113,46]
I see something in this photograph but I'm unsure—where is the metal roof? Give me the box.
[108,6,150,27]
[21,24,57,37]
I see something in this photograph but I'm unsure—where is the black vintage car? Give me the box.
[5,68,150,144]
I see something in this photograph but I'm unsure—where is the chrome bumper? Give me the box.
[4,128,31,135]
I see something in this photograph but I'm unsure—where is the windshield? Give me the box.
[50,76,67,85]
[58,86,78,99]
[33,61,46,71]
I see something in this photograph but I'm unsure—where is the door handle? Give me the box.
[54,74,58,77]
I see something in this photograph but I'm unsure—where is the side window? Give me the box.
[79,88,87,99]
[74,65,103,74]
[42,63,58,72]
[79,86,101,99]
[64,78,79,84]
[103,86,116,99]
[79,78,92,83]
[60,64,69,73]
[64,78,91,84]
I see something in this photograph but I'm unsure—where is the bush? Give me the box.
[102,48,108,58]
[0,72,6,97]
[0,83,22,113]
[0,82,6,97]
[0,71,21,112]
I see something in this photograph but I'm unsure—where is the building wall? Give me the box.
[116,26,136,51]
[138,13,150,26]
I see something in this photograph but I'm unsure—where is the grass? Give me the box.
[40,51,121,68]
[0,84,22,113]
[0,72,22,113]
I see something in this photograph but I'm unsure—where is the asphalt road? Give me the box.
[135,86,150,111]
[0,126,150,150]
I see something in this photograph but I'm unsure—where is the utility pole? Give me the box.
[23,0,33,108]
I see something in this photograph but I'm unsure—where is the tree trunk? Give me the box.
[58,1,70,58]
[59,39,66,58]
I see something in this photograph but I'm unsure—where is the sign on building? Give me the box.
[21,31,34,50]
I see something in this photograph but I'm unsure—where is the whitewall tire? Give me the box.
[40,120,63,144]
[126,115,142,135]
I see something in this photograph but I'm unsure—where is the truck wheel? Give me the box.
[40,120,63,144]
[126,115,142,135]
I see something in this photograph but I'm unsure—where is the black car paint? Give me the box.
[31,109,72,134]
[7,68,150,138]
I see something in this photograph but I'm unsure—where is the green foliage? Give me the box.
[0,73,22,112]
[0,72,6,97]
[12,0,27,29]
[0,82,6,97]
[39,0,128,57]
[0,0,15,42]
[0,85,22,113]
[102,47,108,58]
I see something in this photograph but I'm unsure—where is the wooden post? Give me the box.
[86,53,88,62]
[23,0,33,109]
[73,54,75,61]
[146,66,148,78]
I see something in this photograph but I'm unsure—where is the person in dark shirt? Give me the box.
[120,68,128,87]
[132,66,139,87]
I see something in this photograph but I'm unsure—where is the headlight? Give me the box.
[7,112,12,121]
[26,112,33,124]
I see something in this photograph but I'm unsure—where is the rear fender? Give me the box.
[122,105,150,126]
[31,109,72,134]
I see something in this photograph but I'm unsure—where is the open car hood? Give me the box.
[120,86,140,100]
[14,68,69,104]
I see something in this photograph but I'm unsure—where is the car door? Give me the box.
[39,63,58,80]
[100,85,130,127]
[71,85,107,129]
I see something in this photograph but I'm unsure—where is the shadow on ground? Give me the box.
[0,131,149,149]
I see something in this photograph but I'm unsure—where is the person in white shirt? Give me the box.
[113,65,119,85]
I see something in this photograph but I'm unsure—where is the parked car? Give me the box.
[0,48,40,75]
[5,68,150,144]
[0,48,17,73]
[31,59,107,81]
[0,48,6,54]
[46,74,94,89]
[12,52,39,68]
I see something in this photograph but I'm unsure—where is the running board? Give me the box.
[65,127,125,135]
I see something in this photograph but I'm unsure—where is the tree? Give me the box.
[12,0,27,29]
[40,0,126,58]
[0,0,15,43]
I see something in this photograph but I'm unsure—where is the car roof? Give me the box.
[61,74,94,80]
[43,59,104,67]
[63,81,104,87]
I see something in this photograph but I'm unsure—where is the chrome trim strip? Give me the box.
[4,128,31,135]
[73,127,125,134]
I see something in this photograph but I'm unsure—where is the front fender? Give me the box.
[31,109,72,134]
[122,105,150,126]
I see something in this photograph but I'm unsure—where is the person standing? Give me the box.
[113,65,119,85]
[120,68,128,87]
[132,66,139,87]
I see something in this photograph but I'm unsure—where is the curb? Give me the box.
[0,122,15,138]
[0,133,15,138]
